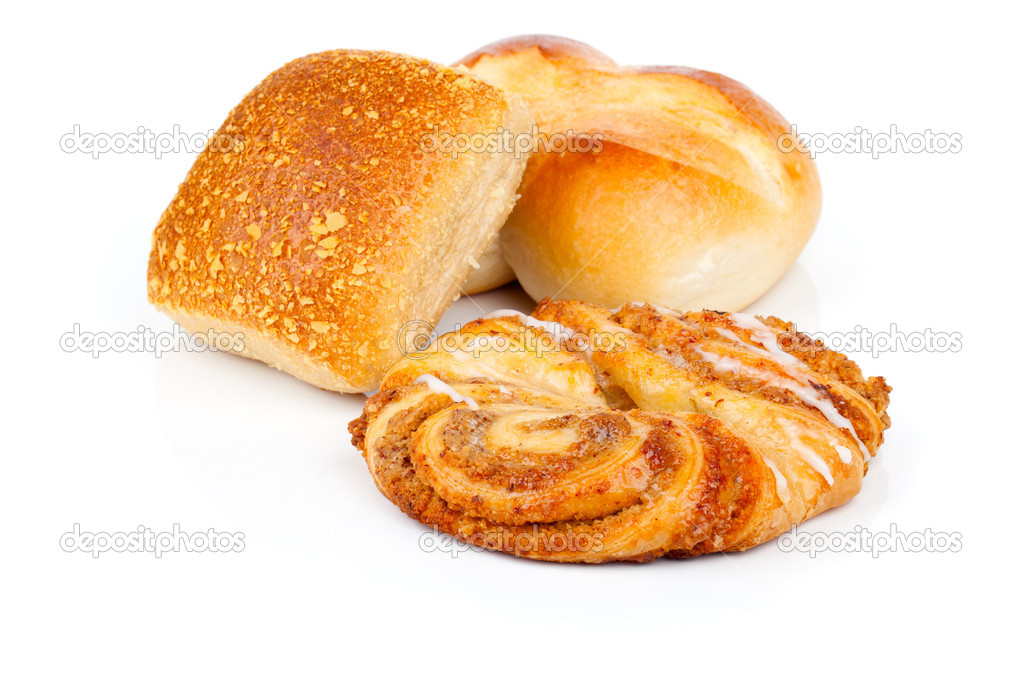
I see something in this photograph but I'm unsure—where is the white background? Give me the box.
[4,0,1018,678]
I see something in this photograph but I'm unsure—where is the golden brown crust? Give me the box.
[350,300,892,563]
[462,37,787,143]
[148,50,531,392]
[456,35,822,310]
[459,34,618,70]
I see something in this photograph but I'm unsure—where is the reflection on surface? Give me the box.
[744,260,821,329]
[154,348,372,545]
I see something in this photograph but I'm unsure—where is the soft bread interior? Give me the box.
[390,97,532,359]
[463,234,516,294]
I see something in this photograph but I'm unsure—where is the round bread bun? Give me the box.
[457,36,822,311]
[462,233,515,294]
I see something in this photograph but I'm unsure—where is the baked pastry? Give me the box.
[462,236,516,295]
[147,50,532,392]
[457,36,822,311]
[350,300,891,563]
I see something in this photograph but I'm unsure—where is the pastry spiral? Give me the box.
[349,300,891,563]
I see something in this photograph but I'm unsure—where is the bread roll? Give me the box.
[462,235,516,294]
[350,300,891,562]
[147,50,531,392]
[457,36,821,311]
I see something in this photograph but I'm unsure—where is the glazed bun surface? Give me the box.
[458,35,821,311]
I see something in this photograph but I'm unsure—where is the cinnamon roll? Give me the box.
[349,300,891,563]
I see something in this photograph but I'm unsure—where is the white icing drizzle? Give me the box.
[695,347,867,477]
[784,425,835,486]
[695,348,748,376]
[714,327,744,344]
[726,313,802,372]
[714,314,872,462]
[481,309,602,362]
[413,374,479,410]
[761,456,790,503]
[483,309,574,345]
[830,441,853,464]
[714,327,784,366]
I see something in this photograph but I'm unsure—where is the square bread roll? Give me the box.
[147,50,532,392]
